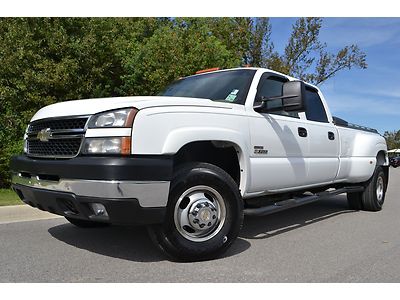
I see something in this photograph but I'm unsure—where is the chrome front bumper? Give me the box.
[11,172,170,208]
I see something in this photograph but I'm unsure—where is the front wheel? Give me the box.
[347,166,387,211]
[148,162,243,262]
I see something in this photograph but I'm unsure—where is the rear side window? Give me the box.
[304,89,328,123]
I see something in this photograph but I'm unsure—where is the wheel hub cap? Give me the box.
[376,176,384,202]
[173,185,226,242]
[188,200,218,230]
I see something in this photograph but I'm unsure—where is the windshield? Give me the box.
[159,69,256,104]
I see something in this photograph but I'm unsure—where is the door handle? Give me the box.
[328,131,335,140]
[298,127,307,138]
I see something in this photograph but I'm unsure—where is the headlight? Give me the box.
[82,137,131,155]
[88,108,138,128]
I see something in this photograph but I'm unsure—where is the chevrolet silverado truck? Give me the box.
[11,67,389,261]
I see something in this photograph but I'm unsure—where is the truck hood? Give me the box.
[31,96,237,121]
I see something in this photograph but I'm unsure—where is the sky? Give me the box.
[269,17,400,135]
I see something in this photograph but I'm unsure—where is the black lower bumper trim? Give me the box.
[10,155,173,181]
[12,184,166,225]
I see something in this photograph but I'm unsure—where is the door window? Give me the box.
[255,74,299,118]
[304,88,328,123]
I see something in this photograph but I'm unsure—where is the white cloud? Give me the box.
[320,18,400,48]
[325,92,400,117]
[360,89,400,99]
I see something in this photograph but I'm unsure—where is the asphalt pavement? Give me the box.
[1,167,400,282]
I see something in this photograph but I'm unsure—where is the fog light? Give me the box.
[90,203,108,217]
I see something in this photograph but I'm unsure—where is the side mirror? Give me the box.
[254,81,306,113]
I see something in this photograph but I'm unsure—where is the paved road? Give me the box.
[1,168,400,282]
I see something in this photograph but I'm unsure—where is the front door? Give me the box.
[247,73,309,193]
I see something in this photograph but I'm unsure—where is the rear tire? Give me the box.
[148,162,243,262]
[65,217,110,228]
[347,166,387,211]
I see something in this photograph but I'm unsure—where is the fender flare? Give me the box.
[161,127,251,195]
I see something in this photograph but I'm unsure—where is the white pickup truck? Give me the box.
[11,67,389,261]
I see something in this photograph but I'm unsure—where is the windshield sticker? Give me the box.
[225,89,239,102]
[225,94,237,102]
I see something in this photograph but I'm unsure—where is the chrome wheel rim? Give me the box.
[174,185,226,242]
[376,176,384,203]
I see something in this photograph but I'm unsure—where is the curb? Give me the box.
[0,204,62,225]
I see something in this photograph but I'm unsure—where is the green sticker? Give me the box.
[225,89,239,102]
[225,94,237,102]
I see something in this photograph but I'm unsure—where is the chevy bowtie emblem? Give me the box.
[37,128,52,142]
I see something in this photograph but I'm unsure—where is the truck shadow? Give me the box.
[240,195,356,240]
[48,224,165,262]
[48,195,355,262]
[47,223,250,262]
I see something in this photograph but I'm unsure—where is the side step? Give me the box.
[244,186,364,217]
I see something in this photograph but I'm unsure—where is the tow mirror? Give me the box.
[254,81,306,113]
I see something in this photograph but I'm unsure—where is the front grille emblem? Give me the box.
[37,128,52,142]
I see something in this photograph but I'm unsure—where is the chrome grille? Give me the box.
[26,116,89,158]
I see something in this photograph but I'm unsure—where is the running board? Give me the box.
[244,186,364,217]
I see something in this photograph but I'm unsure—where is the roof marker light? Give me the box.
[195,67,220,75]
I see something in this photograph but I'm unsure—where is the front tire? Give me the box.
[148,162,243,262]
[347,166,387,211]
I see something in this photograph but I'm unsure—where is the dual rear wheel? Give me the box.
[347,166,387,211]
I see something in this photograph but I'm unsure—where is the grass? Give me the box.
[0,189,24,206]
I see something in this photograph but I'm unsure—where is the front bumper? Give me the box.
[10,155,173,225]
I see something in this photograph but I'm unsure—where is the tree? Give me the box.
[205,17,367,85]
[0,18,142,187]
[118,18,240,96]
[206,17,273,68]
[271,17,367,85]
[384,130,400,150]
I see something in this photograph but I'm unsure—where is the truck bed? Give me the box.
[333,116,378,134]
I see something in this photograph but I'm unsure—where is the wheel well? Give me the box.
[377,150,389,188]
[173,141,241,186]
[376,151,387,166]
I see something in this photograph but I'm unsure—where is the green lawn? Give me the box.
[0,189,23,206]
